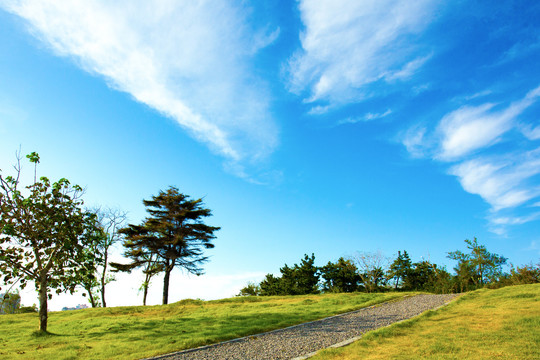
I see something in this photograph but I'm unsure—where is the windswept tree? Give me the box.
[113,187,219,304]
[448,237,507,289]
[0,152,99,331]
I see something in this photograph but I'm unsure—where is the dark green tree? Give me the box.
[448,238,507,289]
[320,257,360,293]
[0,152,99,331]
[237,282,261,296]
[259,254,320,296]
[113,187,219,304]
[388,250,412,290]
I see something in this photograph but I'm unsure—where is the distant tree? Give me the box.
[320,257,360,293]
[353,251,389,293]
[0,152,99,331]
[259,274,284,296]
[259,254,320,296]
[387,250,412,290]
[77,225,106,307]
[0,291,21,314]
[508,263,540,285]
[404,260,438,291]
[237,282,261,296]
[448,238,507,289]
[91,207,127,307]
[113,187,219,304]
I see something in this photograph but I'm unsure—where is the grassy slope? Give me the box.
[311,284,540,360]
[0,292,406,360]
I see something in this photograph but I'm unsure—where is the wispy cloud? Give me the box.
[436,87,540,161]
[403,85,540,232]
[338,109,392,125]
[1,0,278,165]
[449,150,540,211]
[287,0,437,107]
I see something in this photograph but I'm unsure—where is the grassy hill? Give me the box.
[0,292,406,359]
[311,284,540,360]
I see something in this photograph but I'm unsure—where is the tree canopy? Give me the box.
[112,187,219,304]
[0,152,100,331]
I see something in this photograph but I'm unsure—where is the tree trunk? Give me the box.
[101,251,108,308]
[87,287,97,308]
[162,266,172,305]
[143,282,149,306]
[38,277,48,332]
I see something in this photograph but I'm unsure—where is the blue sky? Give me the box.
[1,1,540,309]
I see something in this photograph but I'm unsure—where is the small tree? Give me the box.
[320,257,360,293]
[237,282,261,296]
[387,250,412,290]
[0,152,99,331]
[114,187,219,305]
[448,237,507,289]
[89,207,127,307]
[259,254,320,296]
[353,251,390,293]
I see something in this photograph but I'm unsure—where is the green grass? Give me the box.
[0,292,407,359]
[310,284,540,360]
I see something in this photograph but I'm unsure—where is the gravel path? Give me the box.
[145,294,458,360]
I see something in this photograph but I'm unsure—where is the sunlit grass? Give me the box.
[0,292,407,359]
[311,284,540,360]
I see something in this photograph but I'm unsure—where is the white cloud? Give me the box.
[401,125,428,158]
[288,0,437,105]
[436,85,540,161]
[1,0,278,163]
[338,109,392,125]
[449,149,540,211]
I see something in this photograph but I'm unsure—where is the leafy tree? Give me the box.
[0,152,99,331]
[259,274,284,296]
[387,250,412,290]
[320,257,360,293]
[507,263,540,285]
[353,251,389,293]
[237,282,261,296]
[113,187,219,304]
[448,237,507,289]
[259,254,320,296]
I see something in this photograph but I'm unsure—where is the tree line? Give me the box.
[0,152,218,332]
[238,241,539,296]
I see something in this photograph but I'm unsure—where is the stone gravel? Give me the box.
[145,294,458,360]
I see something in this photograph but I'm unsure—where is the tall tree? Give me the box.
[0,152,99,331]
[388,250,412,290]
[114,187,219,304]
[448,237,507,288]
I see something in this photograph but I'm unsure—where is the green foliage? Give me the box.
[320,257,360,293]
[113,187,219,304]
[237,282,261,296]
[448,237,508,290]
[388,250,412,290]
[0,152,100,331]
[259,254,320,296]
